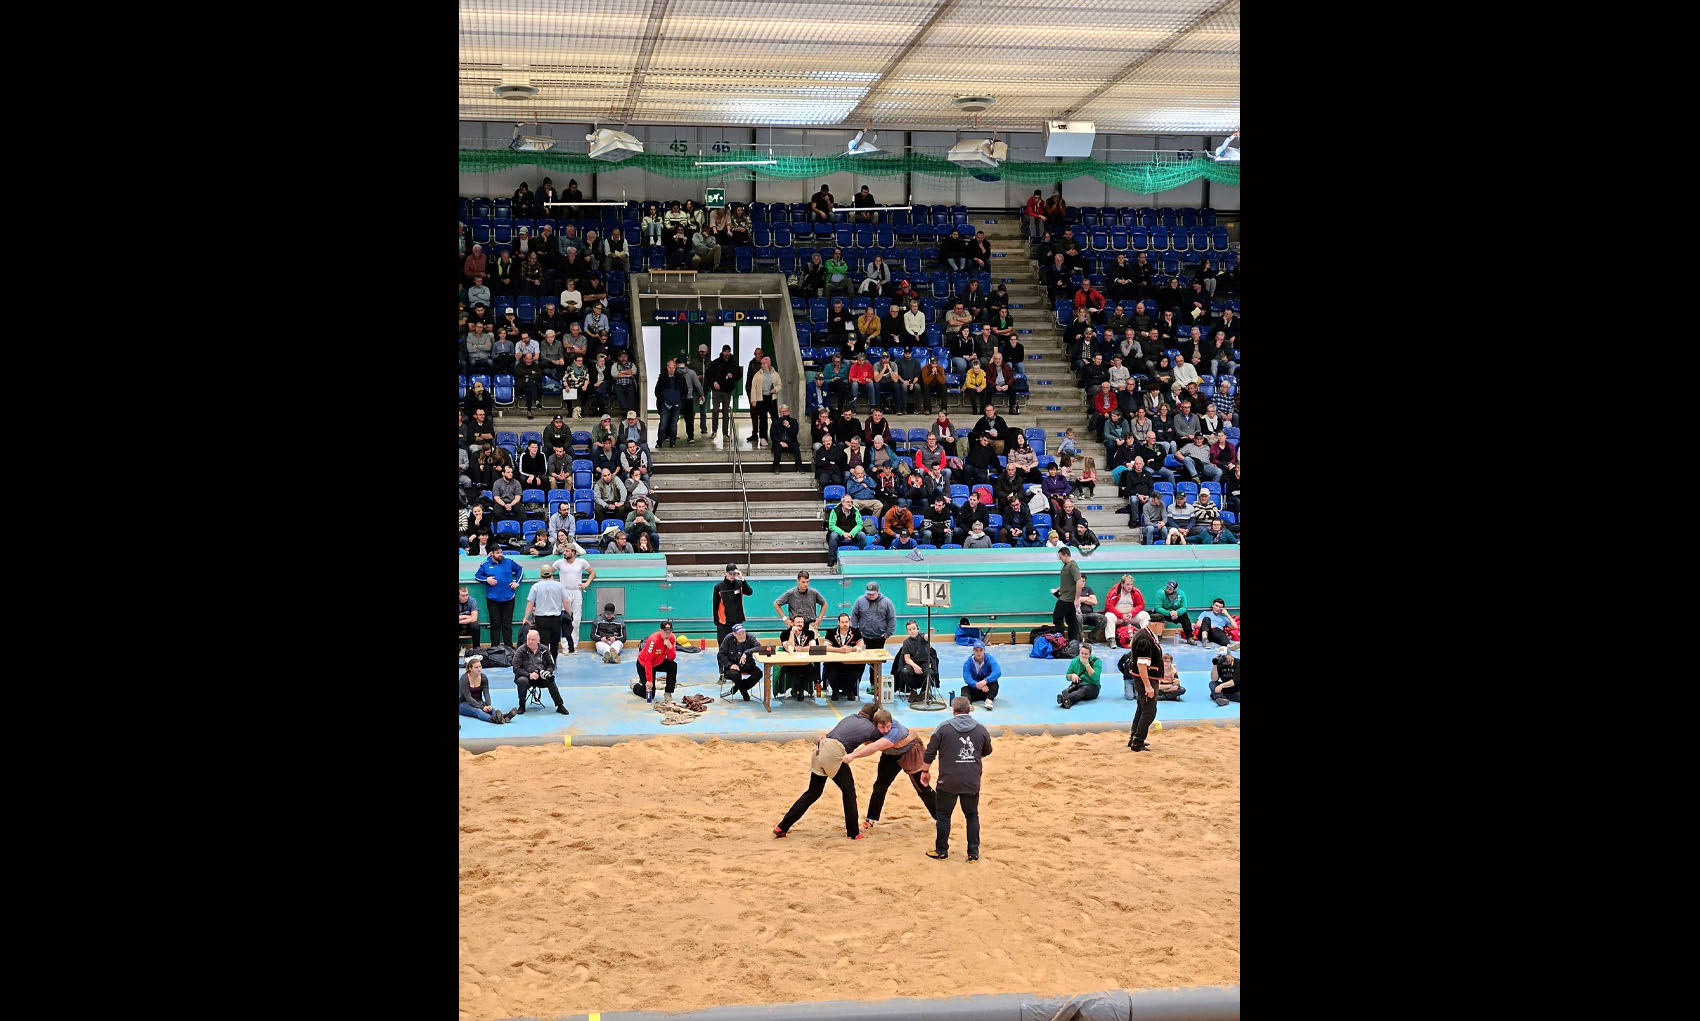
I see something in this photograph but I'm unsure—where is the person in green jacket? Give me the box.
[826,493,870,566]
[821,353,851,412]
[1057,643,1104,708]
[1149,580,1196,644]
[825,249,852,298]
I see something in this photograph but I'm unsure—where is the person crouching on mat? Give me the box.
[632,620,679,703]
[863,706,937,830]
[775,705,898,840]
[718,622,763,700]
[821,612,865,701]
[778,613,820,700]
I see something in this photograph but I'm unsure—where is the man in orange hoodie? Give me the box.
[881,504,915,544]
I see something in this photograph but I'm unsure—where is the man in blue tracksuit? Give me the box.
[473,547,525,646]
[960,641,1001,709]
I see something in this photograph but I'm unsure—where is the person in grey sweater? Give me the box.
[849,581,897,653]
[962,521,994,548]
[491,465,524,521]
[592,469,628,517]
[923,696,993,860]
[1138,493,1168,545]
[677,360,705,443]
[1175,437,1221,482]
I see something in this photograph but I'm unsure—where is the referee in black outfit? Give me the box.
[1125,610,1160,752]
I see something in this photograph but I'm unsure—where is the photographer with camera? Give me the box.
[512,628,569,716]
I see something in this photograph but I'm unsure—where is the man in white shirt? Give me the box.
[549,542,595,654]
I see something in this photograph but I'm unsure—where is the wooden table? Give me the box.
[751,649,891,713]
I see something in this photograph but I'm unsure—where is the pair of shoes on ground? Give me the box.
[926,850,978,861]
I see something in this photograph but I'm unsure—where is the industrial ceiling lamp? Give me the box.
[586,125,644,162]
[946,133,1007,170]
[842,123,883,157]
[509,116,558,153]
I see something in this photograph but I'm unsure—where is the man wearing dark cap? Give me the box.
[542,412,571,455]
[846,581,897,695]
[718,622,763,701]
[712,563,753,643]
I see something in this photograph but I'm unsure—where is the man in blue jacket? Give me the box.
[960,640,1001,710]
[473,547,524,646]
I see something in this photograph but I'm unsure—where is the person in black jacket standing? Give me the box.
[707,344,738,440]
[770,404,802,472]
[1124,610,1160,751]
[712,564,753,643]
[924,696,993,861]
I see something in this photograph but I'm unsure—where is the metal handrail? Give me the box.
[728,435,754,571]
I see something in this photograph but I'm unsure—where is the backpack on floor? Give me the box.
[1029,637,1053,659]
[482,645,514,668]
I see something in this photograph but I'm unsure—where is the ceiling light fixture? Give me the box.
[946,136,1008,169]
[509,117,557,153]
[586,127,644,161]
[842,126,883,157]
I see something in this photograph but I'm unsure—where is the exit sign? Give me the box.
[705,188,726,209]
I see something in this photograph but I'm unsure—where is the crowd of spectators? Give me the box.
[1033,201,1241,545]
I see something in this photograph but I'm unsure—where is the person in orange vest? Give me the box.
[632,621,679,703]
[712,564,753,643]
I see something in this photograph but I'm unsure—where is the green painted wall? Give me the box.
[459,548,1237,643]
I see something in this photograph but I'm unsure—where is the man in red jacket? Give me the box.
[1074,282,1106,322]
[1103,575,1147,646]
[1090,382,1118,442]
[633,620,679,703]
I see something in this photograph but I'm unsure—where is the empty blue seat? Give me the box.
[940,543,963,549]
[521,489,545,503]
[574,518,601,536]
[991,543,1012,548]
[574,471,592,489]
[495,520,521,536]
[949,484,969,507]
[823,485,846,501]
[574,500,594,519]
[522,520,545,537]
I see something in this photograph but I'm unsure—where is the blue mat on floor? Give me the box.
[459,641,1238,743]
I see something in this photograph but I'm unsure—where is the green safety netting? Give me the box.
[459,149,1237,193]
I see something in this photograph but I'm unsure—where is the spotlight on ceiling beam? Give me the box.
[945,139,1008,169]
[843,130,883,157]
[509,120,557,152]
[586,128,644,161]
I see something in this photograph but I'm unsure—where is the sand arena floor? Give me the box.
[459,726,1239,1019]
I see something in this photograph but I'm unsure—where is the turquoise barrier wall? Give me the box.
[459,547,1238,643]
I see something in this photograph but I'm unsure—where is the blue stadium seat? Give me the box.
[991,543,1012,548]
[823,485,846,501]
[521,489,545,504]
[949,484,969,507]
[574,500,594,519]
[547,488,572,506]
[940,543,963,550]
[523,520,545,538]
[495,519,521,536]
[574,471,592,489]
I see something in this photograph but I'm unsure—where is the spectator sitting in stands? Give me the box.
[1170,429,1218,482]
[489,462,526,521]
[602,228,630,274]
[617,409,648,451]
[618,439,651,479]
[624,497,660,550]
[692,225,721,271]
[641,202,664,245]
[1115,377,1142,419]
[941,227,968,272]
[562,355,590,418]
[1165,489,1196,544]
[825,249,851,297]
[813,433,847,489]
[513,329,539,364]
[861,256,892,297]
[1056,427,1081,468]
[1193,516,1237,545]
[945,301,974,335]
[590,437,619,477]
[919,495,955,547]
[490,327,516,374]
[916,354,946,413]
[593,467,628,519]
[827,493,871,566]
[463,504,493,552]
[546,500,575,548]
[492,249,517,292]
[962,432,997,485]
[832,407,863,447]
[604,529,635,554]
[988,351,1021,413]
[465,326,494,374]
[1074,280,1106,322]
[809,183,835,222]
[819,354,849,412]
[900,469,935,516]
[633,532,656,553]
[515,440,546,491]
[730,207,753,246]
[626,464,657,510]
[992,461,1026,509]
[914,432,953,489]
[1041,462,1073,519]
[799,252,827,297]
[882,503,915,544]
[951,490,990,546]
[857,304,883,345]
[903,299,927,350]
[961,358,988,410]
[961,521,993,548]
[845,464,883,517]
[808,408,834,452]
[843,431,868,477]
[664,222,694,268]
[1005,431,1040,484]
[968,232,991,274]
[999,492,1031,546]
[872,465,903,517]
[1103,407,1132,449]
[866,432,897,474]
[1045,253,1072,304]
[464,243,487,283]
[1077,351,1106,392]
[847,352,876,410]
[467,273,491,310]
[1022,190,1045,235]
[1156,306,1180,342]
[1072,456,1097,498]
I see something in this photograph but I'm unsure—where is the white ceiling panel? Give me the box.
[459,0,1237,134]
